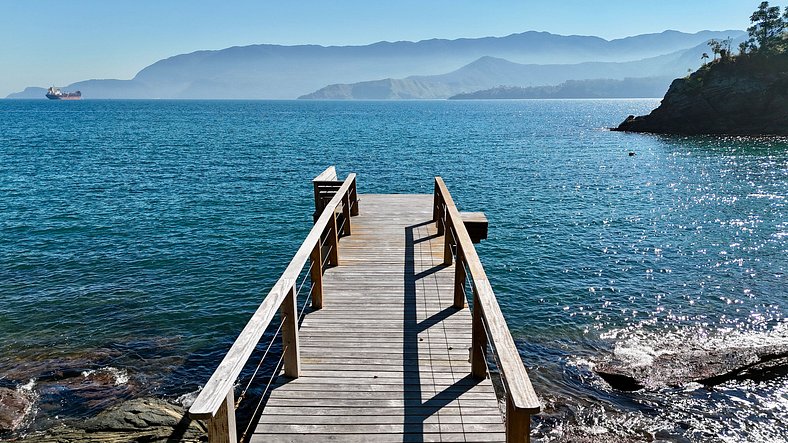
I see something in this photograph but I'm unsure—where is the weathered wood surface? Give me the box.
[251,194,506,442]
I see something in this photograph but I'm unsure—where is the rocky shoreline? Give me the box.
[595,343,788,392]
[613,54,788,135]
[11,398,206,443]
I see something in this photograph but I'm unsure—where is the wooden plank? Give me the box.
[266,390,496,401]
[256,406,503,417]
[267,382,494,393]
[255,414,503,424]
[312,166,337,182]
[261,398,500,408]
[255,423,505,434]
[251,432,505,443]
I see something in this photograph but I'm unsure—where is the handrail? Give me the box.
[189,172,357,443]
[433,177,540,442]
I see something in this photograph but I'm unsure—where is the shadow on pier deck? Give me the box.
[189,168,540,443]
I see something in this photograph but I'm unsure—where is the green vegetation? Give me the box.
[708,1,788,60]
[615,2,788,135]
[689,2,788,87]
[743,1,787,54]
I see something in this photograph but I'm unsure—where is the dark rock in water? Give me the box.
[18,397,206,442]
[612,54,788,135]
[596,344,788,391]
[0,387,33,432]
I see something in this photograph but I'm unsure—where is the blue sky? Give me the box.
[0,0,783,97]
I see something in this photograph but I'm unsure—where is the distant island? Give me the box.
[614,2,788,135]
[447,76,674,99]
[7,30,743,100]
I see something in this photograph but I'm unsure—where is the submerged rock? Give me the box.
[613,54,788,135]
[0,387,33,432]
[17,397,206,442]
[595,344,788,391]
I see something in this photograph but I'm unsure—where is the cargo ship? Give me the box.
[46,86,81,100]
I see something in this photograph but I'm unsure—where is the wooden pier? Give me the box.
[189,168,540,442]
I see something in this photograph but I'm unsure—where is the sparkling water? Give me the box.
[1,99,785,441]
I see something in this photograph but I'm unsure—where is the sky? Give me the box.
[1,0,785,97]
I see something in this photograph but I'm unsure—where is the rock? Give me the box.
[595,344,788,391]
[612,53,788,135]
[17,397,207,443]
[82,398,185,431]
[0,387,33,432]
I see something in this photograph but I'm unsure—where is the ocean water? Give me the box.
[0,99,786,442]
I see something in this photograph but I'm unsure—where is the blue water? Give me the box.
[1,100,786,442]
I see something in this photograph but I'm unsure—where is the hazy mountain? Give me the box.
[7,87,48,99]
[6,30,744,99]
[298,37,727,100]
[448,77,675,99]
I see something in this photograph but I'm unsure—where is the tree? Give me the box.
[708,39,722,60]
[720,37,732,59]
[747,1,786,53]
[739,40,755,55]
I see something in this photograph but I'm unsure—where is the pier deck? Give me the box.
[253,194,504,442]
[189,169,540,443]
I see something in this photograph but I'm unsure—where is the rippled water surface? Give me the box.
[1,100,786,441]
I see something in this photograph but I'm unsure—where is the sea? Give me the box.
[0,99,786,442]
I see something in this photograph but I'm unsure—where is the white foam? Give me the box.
[81,367,130,386]
[602,320,788,365]
[11,379,39,434]
[19,378,36,391]
[176,387,202,408]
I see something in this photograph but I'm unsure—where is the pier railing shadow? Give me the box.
[404,221,482,439]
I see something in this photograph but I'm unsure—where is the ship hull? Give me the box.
[46,94,81,100]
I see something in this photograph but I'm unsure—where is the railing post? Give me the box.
[433,180,440,221]
[443,218,453,265]
[350,177,359,216]
[453,247,467,309]
[506,397,531,443]
[313,184,323,219]
[342,192,352,236]
[281,286,300,378]
[327,212,340,267]
[433,181,445,235]
[437,204,445,236]
[310,243,323,309]
[471,290,487,379]
[206,390,237,443]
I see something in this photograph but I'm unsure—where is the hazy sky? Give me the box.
[1,0,784,97]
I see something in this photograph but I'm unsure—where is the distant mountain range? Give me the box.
[7,30,745,100]
[298,45,710,100]
[448,77,675,99]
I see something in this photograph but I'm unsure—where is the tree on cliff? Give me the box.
[614,1,788,135]
[745,1,787,54]
[708,39,722,60]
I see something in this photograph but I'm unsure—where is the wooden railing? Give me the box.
[433,177,541,443]
[312,166,359,222]
[188,170,358,443]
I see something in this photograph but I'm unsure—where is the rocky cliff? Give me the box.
[613,54,788,135]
